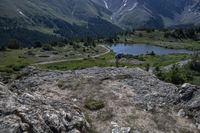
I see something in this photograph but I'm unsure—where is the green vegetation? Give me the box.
[40,52,116,70]
[0,49,32,73]
[139,54,191,67]
[98,110,113,121]
[161,65,200,86]
[186,68,200,86]
[156,64,188,85]
[107,29,200,50]
[190,53,200,72]
[28,26,56,35]
[57,80,65,88]
[155,56,200,86]
[40,50,193,73]
[42,44,54,51]
[0,28,59,47]
[88,128,99,133]
[7,39,21,49]
[0,41,108,73]
[84,99,105,111]
[0,46,6,51]
[187,53,200,85]
[0,28,199,87]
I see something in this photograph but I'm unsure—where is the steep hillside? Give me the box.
[1,0,200,45]
[0,0,121,45]
[0,0,111,25]
[92,0,200,28]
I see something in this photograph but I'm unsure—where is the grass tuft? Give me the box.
[84,99,105,111]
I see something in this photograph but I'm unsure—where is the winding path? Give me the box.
[33,45,111,65]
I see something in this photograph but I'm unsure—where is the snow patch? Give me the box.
[123,0,128,7]
[128,2,138,11]
[111,0,128,21]
[104,0,109,9]
[17,9,27,17]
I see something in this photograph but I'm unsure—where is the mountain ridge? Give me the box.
[92,0,200,28]
[0,0,200,45]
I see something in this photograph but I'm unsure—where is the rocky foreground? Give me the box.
[0,67,200,133]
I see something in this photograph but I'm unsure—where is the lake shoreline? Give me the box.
[114,41,198,50]
[107,43,194,56]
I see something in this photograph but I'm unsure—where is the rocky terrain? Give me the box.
[0,78,89,133]
[0,67,200,133]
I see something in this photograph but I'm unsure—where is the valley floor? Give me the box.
[0,44,107,73]
[0,34,200,132]
[0,42,199,86]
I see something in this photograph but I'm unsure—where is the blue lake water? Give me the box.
[108,43,193,55]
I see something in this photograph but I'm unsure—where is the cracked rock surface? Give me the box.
[0,67,200,133]
[0,80,89,133]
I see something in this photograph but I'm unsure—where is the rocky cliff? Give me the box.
[0,67,200,133]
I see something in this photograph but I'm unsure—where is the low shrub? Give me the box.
[42,44,53,51]
[84,99,105,111]
[98,110,113,121]
[168,65,187,84]
[7,39,21,49]
[190,53,200,72]
[27,51,35,56]
[7,64,26,71]
[0,46,6,51]
[0,67,14,73]
[155,64,187,85]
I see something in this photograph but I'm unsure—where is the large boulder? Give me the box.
[176,83,200,123]
[0,82,89,133]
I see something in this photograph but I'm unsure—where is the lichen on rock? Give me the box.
[0,67,200,133]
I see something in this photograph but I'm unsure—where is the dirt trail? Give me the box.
[33,45,111,65]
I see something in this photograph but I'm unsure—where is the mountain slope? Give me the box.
[1,0,200,30]
[0,0,121,45]
[92,0,200,28]
[0,0,111,25]
[1,0,200,45]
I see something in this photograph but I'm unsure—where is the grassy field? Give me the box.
[0,31,199,85]
[40,50,192,71]
[29,44,107,63]
[0,44,108,73]
[140,54,191,67]
[0,49,32,73]
[40,51,200,86]
[0,44,199,86]
[40,52,116,70]
[0,43,194,74]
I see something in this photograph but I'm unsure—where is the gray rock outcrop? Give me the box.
[0,81,89,133]
[175,83,200,123]
[0,67,200,133]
